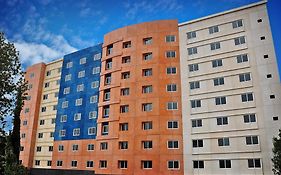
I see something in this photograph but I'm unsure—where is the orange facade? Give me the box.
[52,20,183,175]
[20,63,46,167]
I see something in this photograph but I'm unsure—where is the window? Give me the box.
[189,64,199,72]
[260,36,266,40]
[123,41,131,48]
[75,98,83,106]
[142,160,152,169]
[107,44,113,55]
[142,103,152,112]
[41,107,46,112]
[58,68,61,73]
[191,100,201,108]
[168,121,178,129]
[209,25,219,34]
[213,77,224,86]
[119,141,128,150]
[232,19,243,28]
[257,19,262,23]
[38,133,43,138]
[190,81,200,90]
[71,160,78,167]
[46,70,51,76]
[87,144,94,151]
[121,88,130,96]
[63,87,70,94]
[267,74,272,78]
[99,160,107,168]
[74,113,81,121]
[246,136,259,145]
[100,142,108,150]
[44,82,50,88]
[270,95,275,99]
[50,132,54,137]
[219,160,231,168]
[187,31,196,39]
[80,57,86,64]
[143,52,152,61]
[142,121,152,130]
[166,84,177,92]
[78,70,85,78]
[73,128,80,136]
[36,146,42,152]
[21,133,26,139]
[193,160,204,169]
[218,138,230,146]
[90,95,98,103]
[273,116,279,121]
[166,35,176,42]
[104,89,110,101]
[23,120,28,126]
[103,105,110,117]
[122,56,131,63]
[142,141,153,149]
[35,160,40,166]
[30,73,35,78]
[120,105,129,113]
[55,92,59,97]
[188,47,197,55]
[101,122,109,135]
[248,159,261,168]
[239,73,251,82]
[121,72,130,79]
[167,102,178,110]
[237,54,248,63]
[43,94,48,100]
[59,130,66,137]
[57,160,63,167]
[192,119,202,128]
[105,58,112,70]
[212,59,223,67]
[49,146,53,152]
[56,80,60,85]
[143,37,152,45]
[72,144,79,151]
[87,161,94,168]
[241,93,254,102]
[47,160,52,166]
[118,160,128,169]
[65,74,71,81]
[234,36,246,45]
[105,73,111,85]
[168,160,179,170]
[217,117,228,125]
[26,96,31,101]
[166,51,176,58]
[77,84,84,92]
[91,81,99,88]
[58,145,64,151]
[60,115,67,122]
[66,61,73,68]
[210,42,221,50]
[143,68,152,77]
[168,140,179,149]
[27,84,33,90]
[142,85,152,94]
[92,67,100,74]
[215,96,227,105]
[20,146,24,151]
[264,54,269,59]
[39,119,45,125]
[94,53,101,60]
[166,67,177,74]
[192,139,203,148]
[89,111,97,119]
[25,108,30,113]
[120,123,128,131]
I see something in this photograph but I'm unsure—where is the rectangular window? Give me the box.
[90,95,98,103]
[187,31,196,39]
[75,98,83,106]
[74,113,81,121]
[104,73,111,85]
[142,160,152,169]
[191,100,201,108]
[192,119,202,128]
[241,93,254,102]
[123,41,131,48]
[91,81,99,88]
[142,103,152,112]
[143,37,152,45]
[57,160,63,167]
[234,36,246,45]
[213,77,224,86]
[244,114,256,123]
[142,121,152,130]
[103,89,110,101]
[217,117,228,125]
[105,58,112,70]
[36,146,42,152]
[143,52,152,61]
[87,144,94,151]
[25,108,30,113]
[189,64,199,72]
[167,102,178,110]
[35,160,40,166]
[166,67,177,74]
[60,115,67,122]
[73,128,80,136]
[118,160,128,169]
[188,47,197,55]
[246,136,259,145]
[58,145,64,151]
[39,119,45,125]
[30,72,34,78]
[168,121,178,129]
[41,107,46,112]
[121,72,130,79]
[77,84,84,92]
[87,161,94,168]
[80,57,86,64]
[63,87,70,94]
[209,25,219,34]
[190,81,200,90]
[43,94,48,100]
[23,120,28,126]
[44,82,50,88]
[59,130,66,137]
[215,96,227,105]
[120,123,129,131]
[26,96,31,101]
[100,142,108,150]
[166,84,177,92]
[119,141,128,150]
[219,160,231,168]
[192,139,203,148]
[143,68,152,77]
[78,70,85,78]
[193,160,204,169]
[93,53,101,60]
[56,80,60,85]
[122,56,131,63]
[239,73,251,82]
[142,85,153,94]
[71,160,78,167]
[72,144,79,151]
[210,42,221,50]
[142,141,153,149]
[232,19,243,28]
[88,127,96,135]
[248,159,261,168]
[212,59,223,67]
[65,74,71,81]
[92,67,100,74]
[99,160,107,168]
[107,44,113,55]
[55,92,59,97]
[101,122,109,135]
[237,54,248,63]
[166,51,176,58]
[167,140,179,149]
[66,61,73,68]
[89,111,97,119]
[120,105,129,113]
[103,105,110,117]
[218,138,230,146]
[50,132,54,137]
[49,146,53,152]
[121,88,130,96]
[168,160,179,170]
[47,160,52,166]
[38,133,43,138]
[166,35,176,42]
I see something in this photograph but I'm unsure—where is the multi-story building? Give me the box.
[179,1,281,174]
[19,1,280,175]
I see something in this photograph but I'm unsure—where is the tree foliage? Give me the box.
[273,129,281,175]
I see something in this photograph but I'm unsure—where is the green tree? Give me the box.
[273,129,281,175]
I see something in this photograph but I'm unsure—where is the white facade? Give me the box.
[179,1,281,174]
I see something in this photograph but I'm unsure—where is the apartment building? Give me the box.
[179,1,281,175]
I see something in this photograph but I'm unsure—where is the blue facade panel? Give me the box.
[54,44,102,141]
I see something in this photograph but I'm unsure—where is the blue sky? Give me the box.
[0,0,280,74]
